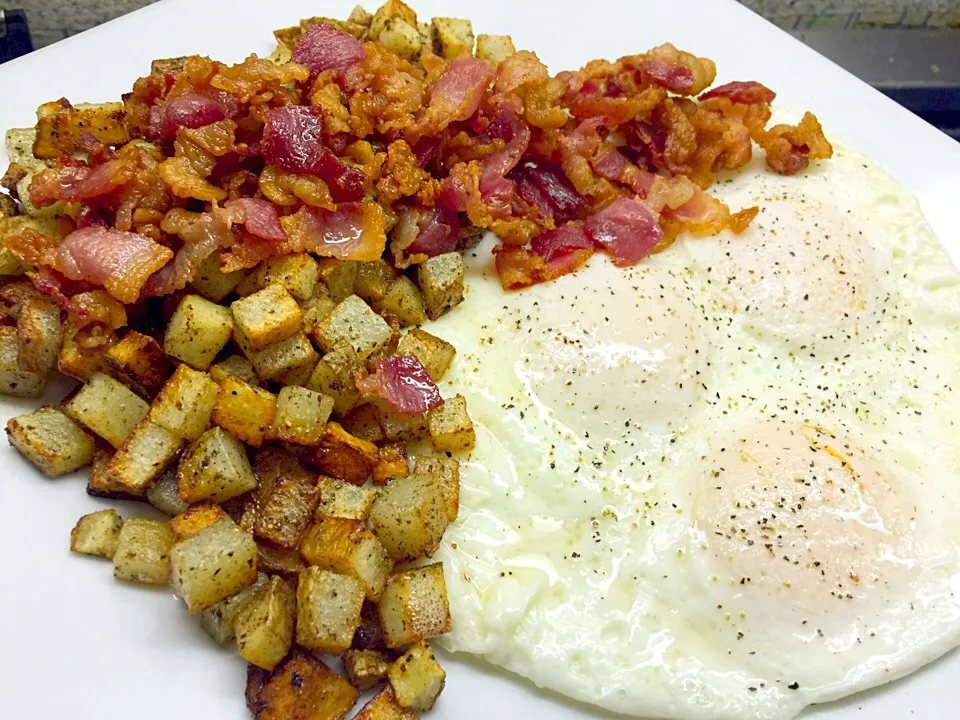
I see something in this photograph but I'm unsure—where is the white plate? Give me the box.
[1,1,959,718]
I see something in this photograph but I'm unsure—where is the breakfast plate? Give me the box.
[1,1,959,719]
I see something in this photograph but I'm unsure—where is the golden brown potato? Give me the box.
[104,331,172,399]
[373,441,408,485]
[317,258,359,303]
[370,0,418,40]
[307,341,362,416]
[413,455,459,522]
[87,447,140,500]
[376,402,428,443]
[149,365,220,441]
[300,516,394,602]
[6,406,95,477]
[231,284,304,352]
[240,254,320,302]
[33,100,129,159]
[212,375,277,447]
[316,475,377,521]
[378,563,451,648]
[475,33,516,64]
[200,572,269,644]
[427,394,476,453]
[210,354,258,385]
[234,576,296,671]
[343,649,391,691]
[353,687,417,720]
[313,295,393,361]
[355,260,397,304]
[16,295,62,375]
[254,477,321,550]
[104,420,182,493]
[268,386,334,447]
[70,509,123,559]
[177,426,258,503]
[379,19,422,61]
[375,277,427,328]
[388,642,446,711]
[246,649,359,719]
[64,372,150,448]
[146,468,190,515]
[310,421,380,486]
[113,518,173,586]
[169,503,227,542]
[369,474,448,561]
[417,252,464,320]
[431,17,474,59]
[245,333,319,384]
[301,286,338,337]
[296,567,365,654]
[341,403,386,444]
[164,294,235,370]
[189,252,248,302]
[0,325,46,398]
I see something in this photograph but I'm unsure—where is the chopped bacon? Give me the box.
[410,205,461,258]
[591,146,630,182]
[431,57,495,123]
[78,132,118,163]
[158,92,229,139]
[478,108,530,216]
[292,22,366,78]
[144,208,235,297]
[27,270,90,317]
[758,112,833,176]
[584,197,662,267]
[279,202,386,261]
[530,221,592,261]
[412,136,442,168]
[29,158,136,207]
[639,60,694,94]
[512,162,585,222]
[624,120,667,171]
[493,242,594,290]
[224,198,286,241]
[356,355,443,415]
[700,81,776,105]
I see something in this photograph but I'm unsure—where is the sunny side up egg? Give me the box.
[424,145,960,720]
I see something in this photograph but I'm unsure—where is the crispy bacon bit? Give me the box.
[513,162,585,222]
[759,112,833,176]
[493,243,594,290]
[158,92,229,139]
[279,202,386,261]
[639,60,694,94]
[292,22,366,78]
[478,108,530,216]
[29,157,136,207]
[356,355,443,415]
[700,81,776,105]
[225,198,286,241]
[145,208,235,296]
[530,221,593,261]
[392,205,462,266]
[27,270,90,317]
[584,197,662,267]
[409,57,494,141]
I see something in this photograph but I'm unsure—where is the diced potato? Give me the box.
[341,403,385,444]
[253,445,316,494]
[200,572,268,644]
[344,649,391,691]
[0,325,45,397]
[169,503,227,542]
[247,649,359,717]
[17,296,62,374]
[373,441,408,485]
[301,516,394,601]
[164,294,234,370]
[245,333,319,383]
[317,258,359,303]
[313,294,392,361]
[355,260,397,304]
[189,252,247,302]
[150,56,186,74]
[113,518,173,586]
[234,576,296,671]
[177,426,258,503]
[212,375,277,447]
[170,516,259,613]
[70,509,123,559]
[311,421,380,486]
[307,341,362,415]
[301,286,337,336]
[64,373,149,448]
[388,642,446,711]
[354,600,388,651]
[395,329,455,383]
[254,477,321,550]
[257,540,306,576]
[377,401,427,443]
[231,284,303,352]
[58,332,108,383]
[353,687,417,720]
[33,101,129,159]
[149,365,220,440]
[296,567,365,654]
[417,252,464,320]
[104,331,172,398]
[413,455,459,522]
[427,394,475,453]
[316,475,377,520]
[269,386,334,446]
[146,469,190,516]
[378,563,451,648]
[370,0,417,40]
[104,420,182,493]
[379,19,422,60]
[475,33,516,64]
[431,17,474,59]
[417,21,434,50]
[369,474,448,561]
[210,354,257,385]
[376,276,426,328]
[87,447,137,499]
[241,254,320,302]
[349,5,373,28]
[6,406,95,477]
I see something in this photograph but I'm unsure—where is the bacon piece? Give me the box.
[591,146,630,182]
[584,197,662,267]
[29,158,136,207]
[530,221,592,261]
[409,205,461,258]
[700,81,776,105]
[144,209,235,297]
[624,120,667,171]
[159,92,228,139]
[412,136,442,167]
[512,162,585,222]
[644,43,716,96]
[431,57,495,123]
[279,202,386,261]
[224,198,286,241]
[639,60,694,94]
[292,22,366,78]
[27,270,90,317]
[478,109,530,216]
[493,242,593,290]
[759,112,833,176]
[356,355,443,415]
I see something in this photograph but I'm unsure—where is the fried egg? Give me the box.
[425,144,960,719]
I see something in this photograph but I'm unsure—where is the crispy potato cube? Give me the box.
[200,572,269,644]
[104,331,172,398]
[370,474,448,561]
[301,516,394,601]
[150,56,186,73]
[311,421,379,486]
[375,276,426,328]
[33,101,129,159]
[234,576,296,671]
[379,19,422,60]
[296,567,365,654]
[354,600,388,651]
[6,407,95,477]
[353,687,416,720]
[476,33,516,64]
[370,0,417,39]
[0,326,45,398]
[113,518,173,585]
[17,296,62,374]
[253,445,316,493]
[344,649,391,691]
[254,477,321,550]
[177,426,258,503]
[427,394,475,453]
[373,441,408,485]
[212,376,277,447]
[242,254,320,302]
[57,333,108,383]
[349,5,373,27]
[317,258,358,303]
[307,342,362,415]
[257,540,306,576]
[417,252,464,320]
[210,354,257,385]
[269,386,334,446]
[411,346,460,400]
[355,260,397,304]
[170,516,258,613]
[377,402,427,443]
[245,333,319,383]
[149,365,220,440]
[147,469,190,516]
[341,403,385,444]
[301,286,337,336]
[104,420,182,492]
[413,456,459,522]
[70,509,123,559]
[86,447,136,500]
[379,564,451,648]
[169,503,227,542]
[389,642,446,711]
[231,284,303,352]
[431,17,474,59]
[189,252,247,302]
[316,475,377,520]
[64,373,149,448]
[314,295,392,361]
[164,294,234,370]
[247,650,359,718]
